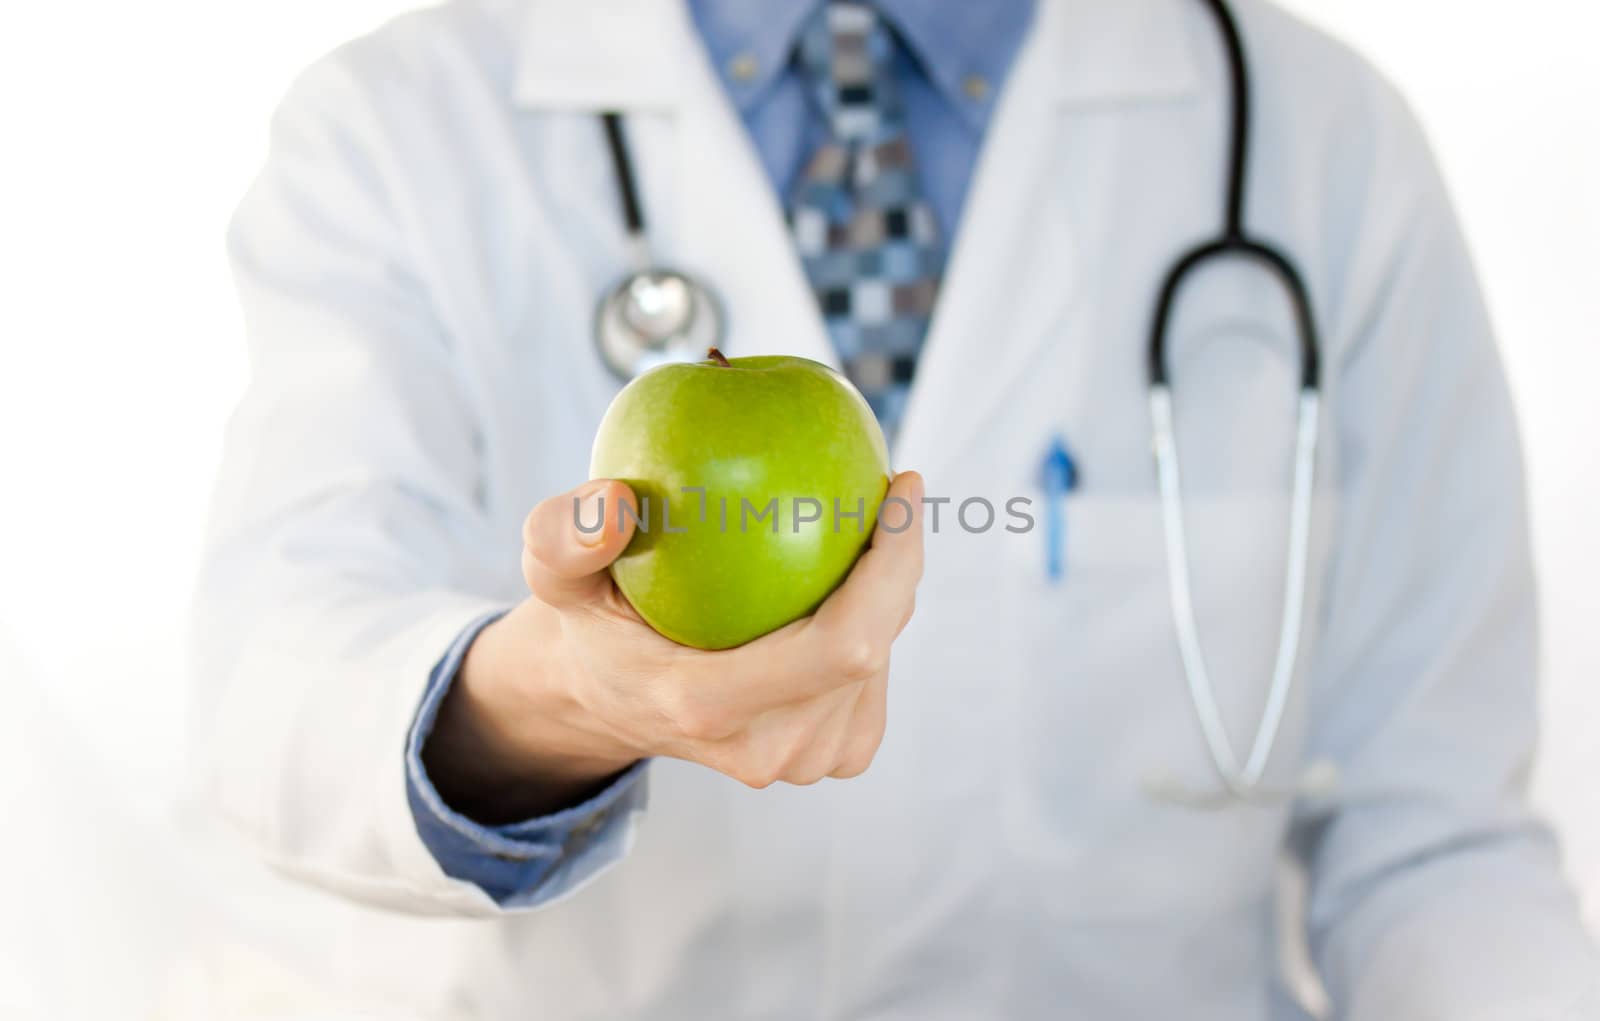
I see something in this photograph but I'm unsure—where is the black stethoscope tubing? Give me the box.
[1147,0,1321,393]
[601,111,646,239]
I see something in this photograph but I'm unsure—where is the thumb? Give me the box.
[521,479,638,608]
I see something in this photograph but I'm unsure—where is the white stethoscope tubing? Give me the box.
[1149,386,1322,800]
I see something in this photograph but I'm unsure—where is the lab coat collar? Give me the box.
[509,0,699,111]
[509,0,1201,112]
[681,0,818,115]
[682,0,1038,131]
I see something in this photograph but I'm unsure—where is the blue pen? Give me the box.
[1041,436,1079,582]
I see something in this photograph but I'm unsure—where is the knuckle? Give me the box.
[833,636,887,682]
[521,507,542,549]
[836,725,886,779]
[897,594,917,633]
[733,763,781,790]
[523,501,560,559]
[658,686,732,744]
[830,758,868,780]
[716,736,790,791]
[832,745,878,780]
[860,727,887,763]
[680,703,734,744]
[736,733,811,790]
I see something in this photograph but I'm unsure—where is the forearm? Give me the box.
[1312,822,1597,1020]
[192,572,511,914]
[204,52,653,915]
[421,598,641,823]
[1291,69,1599,1018]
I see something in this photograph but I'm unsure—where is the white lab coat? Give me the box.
[190,0,1598,1017]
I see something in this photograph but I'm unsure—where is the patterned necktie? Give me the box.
[788,1,945,435]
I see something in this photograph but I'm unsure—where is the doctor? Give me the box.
[193,0,1598,1017]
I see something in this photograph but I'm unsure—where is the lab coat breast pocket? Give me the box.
[981,264,1332,922]
[997,486,1325,921]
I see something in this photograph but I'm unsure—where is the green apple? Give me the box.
[590,350,891,650]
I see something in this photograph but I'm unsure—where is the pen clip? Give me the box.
[1041,436,1079,583]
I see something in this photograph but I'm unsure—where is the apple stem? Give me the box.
[706,347,731,368]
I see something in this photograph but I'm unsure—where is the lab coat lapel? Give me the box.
[673,59,841,370]
[889,24,1080,480]
[894,0,1201,478]
[508,0,1204,455]
[511,0,839,373]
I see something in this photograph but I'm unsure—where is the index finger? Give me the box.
[809,470,925,645]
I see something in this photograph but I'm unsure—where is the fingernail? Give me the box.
[575,481,609,546]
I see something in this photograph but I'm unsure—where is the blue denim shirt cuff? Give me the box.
[405,609,649,906]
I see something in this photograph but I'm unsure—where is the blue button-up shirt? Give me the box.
[690,0,1036,238]
[407,0,1036,906]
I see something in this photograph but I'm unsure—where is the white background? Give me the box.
[0,0,1595,998]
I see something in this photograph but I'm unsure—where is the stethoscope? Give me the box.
[593,113,724,380]
[592,0,1335,806]
[1142,0,1333,808]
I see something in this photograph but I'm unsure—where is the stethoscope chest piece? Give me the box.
[595,267,724,381]
[593,111,725,381]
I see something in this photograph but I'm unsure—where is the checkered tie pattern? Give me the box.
[788,1,944,434]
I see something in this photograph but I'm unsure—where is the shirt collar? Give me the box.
[688,0,1037,130]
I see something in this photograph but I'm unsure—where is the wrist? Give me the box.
[423,600,638,823]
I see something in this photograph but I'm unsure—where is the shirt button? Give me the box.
[962,73,991,102]
[729,52,760,84]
